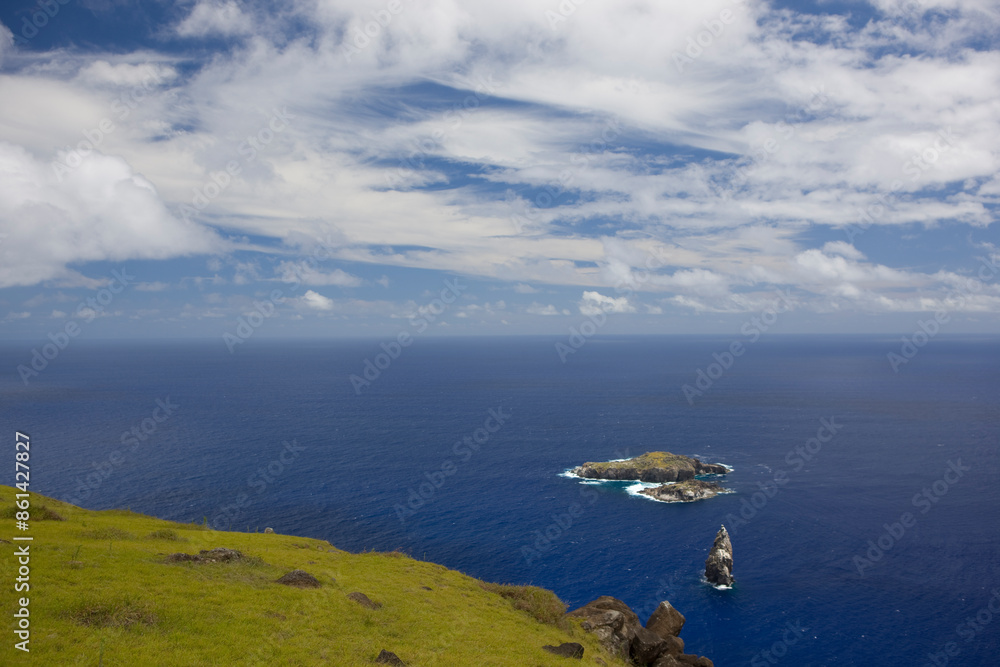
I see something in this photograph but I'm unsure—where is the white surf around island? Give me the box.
[699,574,734,591]
[560,466,735,503]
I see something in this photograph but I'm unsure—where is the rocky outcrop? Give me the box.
[572,452,729,484]
[639,480,726,503]
[646,601,685,639]
[567,596,712,667]
[704,526,734,587]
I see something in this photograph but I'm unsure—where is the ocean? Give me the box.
[3,335,999,665]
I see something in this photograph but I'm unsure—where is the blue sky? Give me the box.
[0,0,998,338]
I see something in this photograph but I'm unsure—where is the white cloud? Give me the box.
[792,250,913,286]
[0,1,997,322]
[298,289,334,311]
[526,302,560,316]
[0,22,13,68]
[0,143,220,288]
[822,241,866,261]
[579,291,635,316]
[275,262,362,287]
[76,61,177,87]
[176,0,253,38]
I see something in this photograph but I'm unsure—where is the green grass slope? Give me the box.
[0,486,629,666]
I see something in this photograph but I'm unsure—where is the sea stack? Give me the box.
[704,525,734,587]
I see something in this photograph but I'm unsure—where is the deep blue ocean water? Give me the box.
[2,335,999,665]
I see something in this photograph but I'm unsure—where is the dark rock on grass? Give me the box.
[166,552,200,563]
[348,591,382,609]
[199,548,243,562]
[165,548,244,564]
[646,601,686,638]
[375,649,406,665]
[542,642,585,658]
[275,570,322,588]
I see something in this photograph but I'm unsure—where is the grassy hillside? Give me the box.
[0,485,629,666]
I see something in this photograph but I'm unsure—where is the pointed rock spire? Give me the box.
[704,524,734,587]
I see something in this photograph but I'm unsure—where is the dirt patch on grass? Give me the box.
[79,527,135,540]
[145,529,185,541]
[68,597,157,628]
[0,504,65,521]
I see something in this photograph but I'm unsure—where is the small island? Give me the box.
[639,479,727,503]
[571,452,731,504]
[572,451,729,483]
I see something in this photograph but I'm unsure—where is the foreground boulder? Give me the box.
[646,601,685,638]
[567,596,640,660]
[704,525,734,587]
[572,452,729,484]
[567,596,712,666]
[639,480,726,503]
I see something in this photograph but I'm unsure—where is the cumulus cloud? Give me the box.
[579,291,635,317]
[298,289,334,311]
[0,143,220,288]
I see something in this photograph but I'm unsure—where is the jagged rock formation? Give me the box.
[572,452,729,484]
[638,480,726,503]
[567,596,712,666]
[646,601,686,639]
[704,526,734,587]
